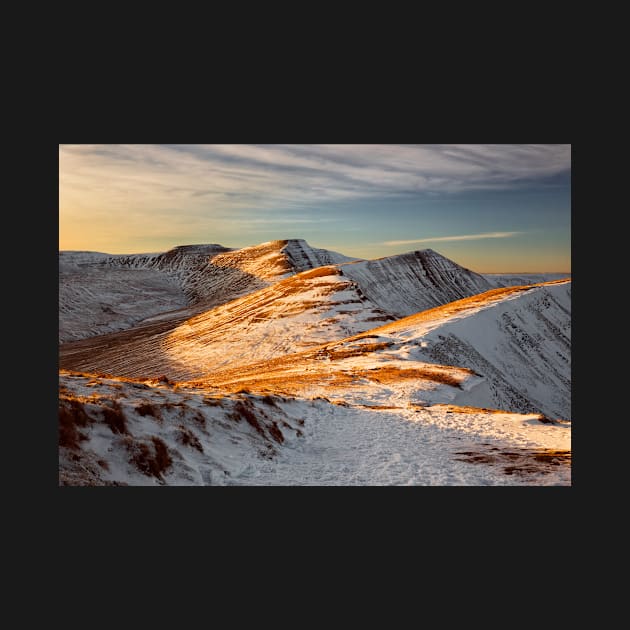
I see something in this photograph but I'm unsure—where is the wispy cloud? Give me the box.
[383,232,522,246]
[59,144,569,256]
[60,144,571,214]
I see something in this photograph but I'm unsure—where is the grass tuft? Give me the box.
[101,402,128,435]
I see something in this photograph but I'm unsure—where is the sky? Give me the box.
[59,144,571,272]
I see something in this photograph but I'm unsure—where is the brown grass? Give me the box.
[322,341,394,360]
[232,400,264,435]
[155,375,176,385]
[59,399,92,450]
[60,369,166,389]
[431,404,509,414]
[203,397,224,407]
[190,355,471,398]
[191,409,206,428]
[432,404,557,424]
[454,447,571,477]
[366,366,464,388]
[294,266,341,280]
[176,425,204,452]
[124,435,172,479]
[267,421,284,444]
[101,402,128,435]
[261,395,278,408]
[135,403,161,419]
[531,449,571,464]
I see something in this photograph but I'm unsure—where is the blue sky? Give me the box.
[59,144,571,272]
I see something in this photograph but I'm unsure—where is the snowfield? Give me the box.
[59,239,571,486]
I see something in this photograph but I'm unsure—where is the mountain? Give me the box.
[485,273,571,287]
[59,245,495,378]
[340,249,491,317]
[59,250,189,343]
[357,279,572,420]
[59,240,354,342]
[110,239,355,303]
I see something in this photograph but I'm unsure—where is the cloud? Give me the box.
[60,144,571,215]
[59,145,569,252]
[383,232,522,246]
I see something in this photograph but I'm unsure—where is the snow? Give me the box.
[485,273,571,287]
[59,252,189,342]
[237,402,569,486]
[374,281,572,419]
[281,238,357,270]
[59,372,570,486]
[59,371,304,486]
[340,249,492,317]
[60,240,357,343]
[59,240,571,486]
[60,247,498,379]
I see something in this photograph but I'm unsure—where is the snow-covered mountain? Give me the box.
[61,277,570,423]
[341,249,491,317]
[485,273,571,287]
[60,246,496,378]
[59,251,189,343]
[59,240,355,342]
[110,239,355,303]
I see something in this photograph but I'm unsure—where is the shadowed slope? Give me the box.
[340,248,492,316]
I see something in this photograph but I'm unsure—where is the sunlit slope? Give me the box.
[187,280,571,420]
[59,265,393,377]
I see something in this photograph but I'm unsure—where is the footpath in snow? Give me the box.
[225,400,571,487]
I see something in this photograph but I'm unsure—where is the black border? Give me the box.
[50,108,575,548]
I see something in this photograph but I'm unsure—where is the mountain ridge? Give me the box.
[60,239,489,343]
